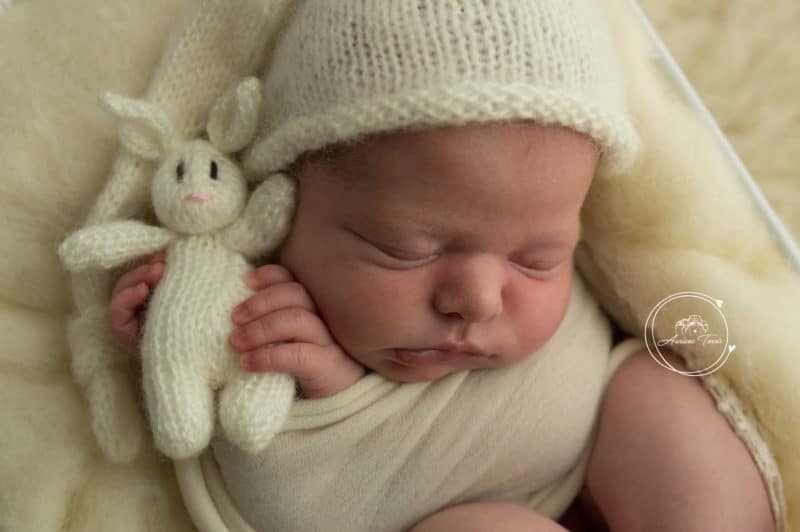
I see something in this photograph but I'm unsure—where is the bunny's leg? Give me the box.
[218,368,296,454]
[142,352,215,459]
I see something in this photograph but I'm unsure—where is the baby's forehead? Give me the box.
[290,121,597,172]
[287,123,597,215]
[290,138,364,172]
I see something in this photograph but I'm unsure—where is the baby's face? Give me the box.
[278,121,598,383]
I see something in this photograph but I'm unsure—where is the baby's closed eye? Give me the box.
[348,228,440,267]
[508,253,569,274]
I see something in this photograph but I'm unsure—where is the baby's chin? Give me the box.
[370,363,463,384]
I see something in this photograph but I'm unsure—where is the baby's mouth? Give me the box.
[392,348,483,367]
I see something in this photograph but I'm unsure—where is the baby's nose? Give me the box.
[432,256,504,322]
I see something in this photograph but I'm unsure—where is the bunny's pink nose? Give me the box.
[183,192,213,203]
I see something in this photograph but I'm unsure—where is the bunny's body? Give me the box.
[142,233,291,459]
[149,234,252,390]
[59,79,297,459]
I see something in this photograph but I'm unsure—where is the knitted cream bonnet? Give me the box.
[243,0,641,182]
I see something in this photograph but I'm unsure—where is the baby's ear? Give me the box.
[99,92,175,160]
[207,77,261,154]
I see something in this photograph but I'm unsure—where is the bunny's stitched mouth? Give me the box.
[183,192,214,203]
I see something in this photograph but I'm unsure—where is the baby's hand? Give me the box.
[231,264,366,400]
[108,251,166,354]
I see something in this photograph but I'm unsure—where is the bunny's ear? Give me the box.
[207,77,262,154]
[99,92,176,160]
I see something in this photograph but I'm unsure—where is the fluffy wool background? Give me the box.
[639,0,800,241]
[0,1,797,531]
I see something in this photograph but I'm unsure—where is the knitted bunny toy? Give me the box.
[58,78,297,460]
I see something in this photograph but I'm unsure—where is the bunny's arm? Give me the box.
[59,220,175,272]
[222,173,296,260]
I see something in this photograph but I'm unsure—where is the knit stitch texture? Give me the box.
[59,78,297,460]
[244,0,641,180]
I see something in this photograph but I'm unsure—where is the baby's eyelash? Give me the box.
[510,258,563,277]
[374,243,440,265]
[348,228,440,267]
[353,227,567,274]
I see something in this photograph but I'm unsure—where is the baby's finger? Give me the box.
[232,282,317,326]
[229,308,332,353]
[112,261,165,300]
[108,283,149,353]
[240,343,365,399]
[109,283,149,328]
[242,264,295,291]
[109,318,142,355]
[146,251,166,264]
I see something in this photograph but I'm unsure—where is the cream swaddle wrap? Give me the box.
[176,271,646,532]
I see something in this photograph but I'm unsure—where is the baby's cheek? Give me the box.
[507,275,573,357]
[315,273,406,350]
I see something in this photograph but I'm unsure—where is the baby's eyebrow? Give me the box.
[363,212,578,247]
[511,230,581,253]
[444,230,577,253]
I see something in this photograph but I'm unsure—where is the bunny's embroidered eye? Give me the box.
[176,160,185,183]
[210,160,219,180]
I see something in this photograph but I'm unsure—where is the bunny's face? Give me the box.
[152,140,248,234]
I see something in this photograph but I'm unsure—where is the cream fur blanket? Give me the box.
[0,1,798,531]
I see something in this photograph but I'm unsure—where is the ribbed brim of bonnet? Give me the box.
[243,0,641,180]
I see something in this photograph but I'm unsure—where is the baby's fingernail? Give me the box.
[243,271,258,289]
[240,354,254,370]
[231,327,247,347]
[232,305,248,323]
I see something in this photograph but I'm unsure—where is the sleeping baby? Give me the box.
[106,1,776,531]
